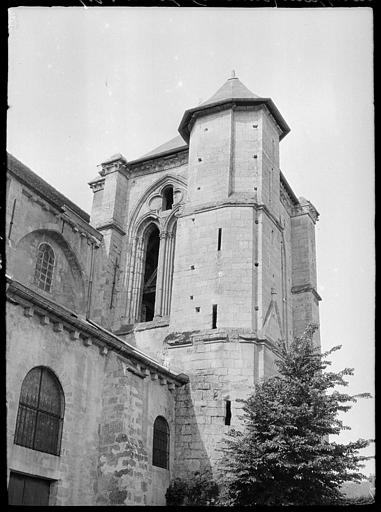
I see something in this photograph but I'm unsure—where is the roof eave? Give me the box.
[178,98,290,142]
[128,143,188,166]
[7,152,90,223]
[280,171,299,206]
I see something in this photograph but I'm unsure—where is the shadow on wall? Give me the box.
[174,383,213,479]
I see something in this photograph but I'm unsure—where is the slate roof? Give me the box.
[128,135,188,165]
[199,75,260,106]
[178,75,290,142]
[7,153,90,222]
[104,76,290,166]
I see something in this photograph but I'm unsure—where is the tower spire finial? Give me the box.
[230,69,236,79]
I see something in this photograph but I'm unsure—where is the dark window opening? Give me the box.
[34,243,55,293]
[162,186,174,211]
[14,367,64,456]
[141,225,160,322]
[217,228,222,251]
[212,304,218,329]
[8,472,51,506]
[152,416,169,469]
[225,400,232,426]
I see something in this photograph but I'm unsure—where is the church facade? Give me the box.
[6,75,321,506]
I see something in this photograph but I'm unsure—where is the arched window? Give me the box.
[152,416,169,469]
[14,367,64,456]
[162,186,174,211]
[34,243,55,292]
[140,225,160,322]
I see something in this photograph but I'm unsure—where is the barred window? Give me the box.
[34,243,55,292]
[14,367,64,456]
[152,416,169,469]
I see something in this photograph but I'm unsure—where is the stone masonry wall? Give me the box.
[6,172,107,324]
[6,303,105,506]
[170,206,255,332]
[6,300,179,506]
[291,211,321,346]
[188,110,231,205]
[96,352,176,506]
[167,337,257,478]
[232,109,262,196]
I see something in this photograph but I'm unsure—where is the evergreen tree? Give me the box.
[217,325,372,506]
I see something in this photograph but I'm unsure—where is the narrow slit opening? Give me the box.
[217,228,222,251]
[212,304,217,329]
[225,400,231,425]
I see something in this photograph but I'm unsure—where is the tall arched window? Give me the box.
[14,367,64,456]
[152,416,169,469]
[162,186,174,211]
[34,243,55,292]
[140,225,160,322]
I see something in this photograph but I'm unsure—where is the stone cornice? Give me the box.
[279,171,299,206]
[21,187,60,216]
[19,189,102,246]
[280,178,298,215]
[95,221,126,236]
[6,276,189,386]
[88,177,105,192]
[61,205,103,242]
[292,201,320,224]
[291,284,322,302]
[99,155,129,177]
[179,200,285,232]
[279,188,294,215]
[179,98,290,143]
[164,328,282,355]
[127,150,188,177]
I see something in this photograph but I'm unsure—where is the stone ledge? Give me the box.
[6,276,189,385]
[131,318,170,333]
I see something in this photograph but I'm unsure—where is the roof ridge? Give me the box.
[7,152,90,222]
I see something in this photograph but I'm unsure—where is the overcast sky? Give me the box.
[7,7,374,474]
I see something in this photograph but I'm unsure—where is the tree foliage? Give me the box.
[166,470,219,506]
[217,325,372,506]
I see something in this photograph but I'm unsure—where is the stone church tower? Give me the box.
[88,73,321,478]
[6,74,320,505]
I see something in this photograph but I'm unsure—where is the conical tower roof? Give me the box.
[178,73,290,142]
[199,71,260,106]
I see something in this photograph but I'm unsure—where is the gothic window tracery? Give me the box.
[126,177,185,324]
[14,367,64,456]
[162,186,174,211]
[140,224,160,322]
[34,243,55,293]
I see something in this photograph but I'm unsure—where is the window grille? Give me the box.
[14,367,64,456]
[152,416,169,469]
[34,243,55,292]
